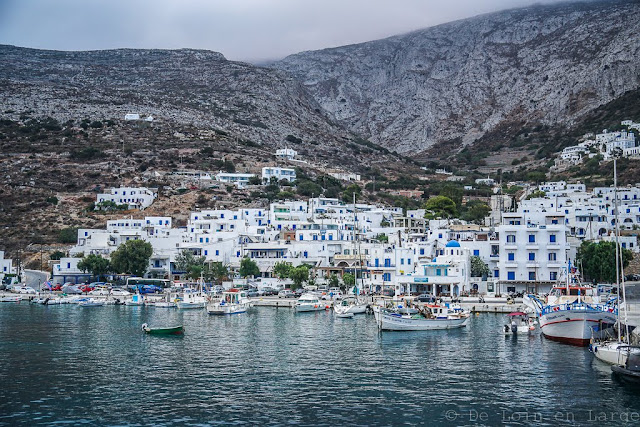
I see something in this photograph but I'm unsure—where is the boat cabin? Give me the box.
[221,289,248,305]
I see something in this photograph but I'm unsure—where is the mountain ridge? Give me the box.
[273,0,640,153]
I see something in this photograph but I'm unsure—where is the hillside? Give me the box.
[274,0,640,154]
[0,45,349,149]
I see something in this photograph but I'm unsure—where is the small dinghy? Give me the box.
[612,351,640,384]
[141,323,184,335]
[335,312,354,319]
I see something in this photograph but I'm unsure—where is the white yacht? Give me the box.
[334,297,367,315]
[294,294,326,312]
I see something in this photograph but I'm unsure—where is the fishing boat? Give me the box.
[525,261,617,346]
[374,303,470,331]
[294,293,326,312]
[206,289,250,315]
[503,312,536,335]
[333,297,367,315]
[141,323,184,335]
[177,280,207,309]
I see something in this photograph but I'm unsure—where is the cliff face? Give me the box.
[274,0,640,153]
[0,46,349,148]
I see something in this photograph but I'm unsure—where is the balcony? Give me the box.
[525,244,539,250]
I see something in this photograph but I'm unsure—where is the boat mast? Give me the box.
[614,158,622,343]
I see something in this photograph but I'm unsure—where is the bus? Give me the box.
[125,277,172,294]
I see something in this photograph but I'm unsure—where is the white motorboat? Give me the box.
[207,289,250,315]
[0,295,21,302]
[294,294,326,312]
[176,289,206,309]
[124,293,145,306]
[503,312,536,335]
[333,297,367,315]
[79,298,105,307]
[374,303,470,331]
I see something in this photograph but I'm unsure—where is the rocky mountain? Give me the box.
[0,45,350,148]
[274,0,640,154]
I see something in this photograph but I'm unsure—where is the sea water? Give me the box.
[1,304,639,426]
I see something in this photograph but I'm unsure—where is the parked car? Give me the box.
[79,284,95,293]
[51,283,63,292]
[110,287,131,297]
[18,286,37,294]
[89,286,111,296]
[261,287,278,296]
[246,288,260,297]
[293,289,304,297]
[278,289,295,298]
[416,294,436,303]
[60,284,82,294]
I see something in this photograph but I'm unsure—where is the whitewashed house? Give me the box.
[262,167,296,183]
[275,148,297,161]
[96,187,157,210]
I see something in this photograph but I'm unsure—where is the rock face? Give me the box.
[274,0,640,153]
[0,45,348,147]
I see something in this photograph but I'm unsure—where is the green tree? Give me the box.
[273,261,292,279]
[341,184,362,203]
[110,240,153,277]
[49,250,66,260]
[78,254,111,281]
[289,265,309,290]
[205,262,229,285]
[462,200,490,224]
[328,274,339,288]
[296,180,323,197]
[576,241,633,283]
[58,227,78,244]
[239,257,260,278]
[376,233,389,243]
[470,256,490,278]
[342,273,355,288]
[424,196,457,219]
[175,249,207,280]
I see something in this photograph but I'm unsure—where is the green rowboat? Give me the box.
[141,323,184,335]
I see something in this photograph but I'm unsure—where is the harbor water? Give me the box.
[1,304,640,426]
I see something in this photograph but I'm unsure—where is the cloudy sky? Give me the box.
[0,0,569,62]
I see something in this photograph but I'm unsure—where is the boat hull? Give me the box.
[335,304,367,315]
[540,309,616,346]
[612,365,640,383]
[176,302,205,309]
[142,325,184,335]
[295,304,325,312]
[592,342,640,365]
[206,303,248,315]
[375,310,469,331]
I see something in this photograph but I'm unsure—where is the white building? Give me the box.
[96,187,157,210]
[329,172,361,182]
[0,251,16,277]
[275,148,297,160]
[497,212,569,294]
[262,167,296,183]
[398,240,470,297]
[215,172,256,188]
[124,113,140,121]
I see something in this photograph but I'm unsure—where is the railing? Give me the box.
[541,302,616,316]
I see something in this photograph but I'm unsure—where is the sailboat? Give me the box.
[591,158,640,364]
[334,194,369,317]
